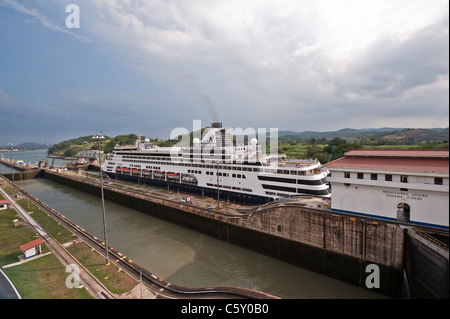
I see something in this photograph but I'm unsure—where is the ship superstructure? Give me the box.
[103,123,331,204]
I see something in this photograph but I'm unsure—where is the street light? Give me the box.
[93,132,109,265]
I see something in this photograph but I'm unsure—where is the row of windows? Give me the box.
[120,157,262,172]
[258,175,326,185]
[206,171,247,179]
[262,184,330,195]
[342,172,444,185]
[206,183,252,193]
[116,156,314,176]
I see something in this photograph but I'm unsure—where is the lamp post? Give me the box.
[7,143,14,185]
[93,132,109,265]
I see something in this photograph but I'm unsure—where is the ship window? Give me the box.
[385,174,393,182]
[262,184,296,193]
[434,177,443,185]
[258,176,296,184]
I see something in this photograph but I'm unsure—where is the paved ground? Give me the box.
[0,267,21,299]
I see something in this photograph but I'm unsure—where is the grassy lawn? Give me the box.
[0,207,38,266]
[67,242,137,294]
[16,198,75,244]
[0,182,138,298]
[3,254,92,299]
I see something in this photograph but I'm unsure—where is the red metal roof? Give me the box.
[344,149,449,158]
[0,200,9,204]
[20,238,44,252]
[324,149,449,173]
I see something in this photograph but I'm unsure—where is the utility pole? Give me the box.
[93,132,109,265]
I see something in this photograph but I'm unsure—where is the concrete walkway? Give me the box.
[2,252,53,269]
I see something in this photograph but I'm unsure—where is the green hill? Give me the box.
[47,134,141,158]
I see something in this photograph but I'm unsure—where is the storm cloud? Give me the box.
[0,0,448,145]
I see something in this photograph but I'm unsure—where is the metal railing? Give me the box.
[410,227,449,254]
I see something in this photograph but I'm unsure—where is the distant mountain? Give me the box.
[278,127,449,141]
[0,142,50,150]
[380,128,449,142]
[16,142,50,149]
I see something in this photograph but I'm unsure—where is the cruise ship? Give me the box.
[103,123,331,204]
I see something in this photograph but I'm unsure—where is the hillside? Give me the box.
[45,126,448,164]
[278,127,448,141]
[47,134,141,158]
[381,128,449,142]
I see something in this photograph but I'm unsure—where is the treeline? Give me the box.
[47,135,104,157]
[278,136,449,164]
[48,131,449,162]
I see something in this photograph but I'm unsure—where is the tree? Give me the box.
[323,137,361,161]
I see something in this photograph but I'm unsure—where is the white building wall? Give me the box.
[24,247,36,259]
[328,170,449,229]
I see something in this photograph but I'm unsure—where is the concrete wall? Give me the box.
[405,234,449,298]
[241,206,405,269]
[1,169,43,181]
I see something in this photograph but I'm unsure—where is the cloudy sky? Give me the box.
[0,0,448,145]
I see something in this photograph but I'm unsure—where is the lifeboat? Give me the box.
[153,170,164,178]
[167,172,180,180]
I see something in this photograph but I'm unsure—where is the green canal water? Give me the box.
[13,177,387,299]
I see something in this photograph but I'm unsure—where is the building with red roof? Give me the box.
[20,238,44,259]
[322,149,449,229]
